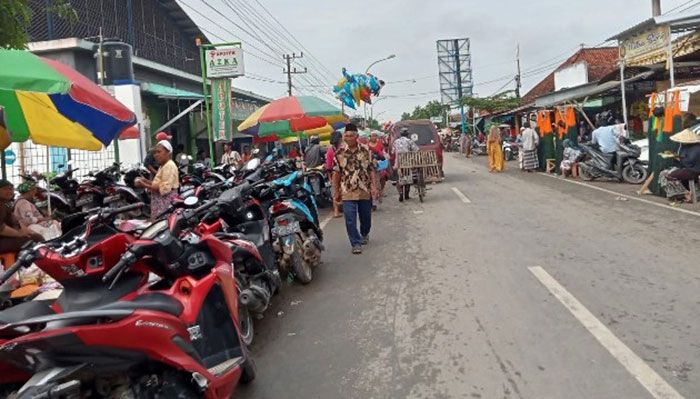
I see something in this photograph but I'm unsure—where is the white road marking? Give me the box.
[319,214,334,230]
[451,187,471,203]
[539,173,700,218]
[528,266,684,399]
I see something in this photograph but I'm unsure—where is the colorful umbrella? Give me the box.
[239,95,345,138]
[0,50,136,151]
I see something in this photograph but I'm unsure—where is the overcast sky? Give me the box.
[179,0,699,121]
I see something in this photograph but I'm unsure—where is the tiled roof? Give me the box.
[521,47,619,105]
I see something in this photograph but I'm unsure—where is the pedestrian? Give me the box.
[326,131,343,218]
[487,125,504,172]
[464,133,472,158]
[13,181,61,240]
[392,127,419,202]
[135,140,180,221]
[332,123,378,254]
[197,150,212,169]
[288,145,300,159]
[174,144,189,174]
[304,136,324,168]
[0,179,43,253]
[241,145,253,163]
[221,142,242,168]
[521,121,539,172]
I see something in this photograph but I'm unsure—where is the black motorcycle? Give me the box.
[578,139,648,184]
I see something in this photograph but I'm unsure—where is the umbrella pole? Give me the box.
[46,145,52,217]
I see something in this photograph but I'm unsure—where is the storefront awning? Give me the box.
[534,70,655,108]
[141,82,204,100]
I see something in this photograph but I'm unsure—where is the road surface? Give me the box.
[237,153,699,399]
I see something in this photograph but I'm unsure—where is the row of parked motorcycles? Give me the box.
[0,155,331,398]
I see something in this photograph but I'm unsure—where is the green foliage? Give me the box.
[0,0,31,49]
[401,100,447,121]
[460,91,520,114]
[366,117,380,129]
[0,0,77,50]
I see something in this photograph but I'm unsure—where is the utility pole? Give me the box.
[283,53,307,96]
[515,43,522,99]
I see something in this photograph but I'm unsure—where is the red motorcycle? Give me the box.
[0,200,255,398]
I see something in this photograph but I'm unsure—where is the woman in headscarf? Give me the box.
[135,140,180,220]
[13,181,61,240]
[487,125,504,172]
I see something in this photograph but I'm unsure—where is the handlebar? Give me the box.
[0,244,38,285]
[102,250,135,286]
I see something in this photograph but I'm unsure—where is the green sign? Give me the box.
[211,78,232,142]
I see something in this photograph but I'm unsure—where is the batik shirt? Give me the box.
[333,145,375,201]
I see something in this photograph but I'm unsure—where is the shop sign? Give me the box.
[205,48,245,78]
[211,78,232,142]
[430,116,443,123]
[620,25,670,62]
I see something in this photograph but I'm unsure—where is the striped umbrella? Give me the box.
[239,95,345,138]
[0,49,136,151]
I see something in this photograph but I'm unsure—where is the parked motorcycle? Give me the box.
[502,137,519,161]
[0,200,256,398]
[305,165,332,208]
[472,138,487,156]
[578,139,648,184]
[74,163,122,211]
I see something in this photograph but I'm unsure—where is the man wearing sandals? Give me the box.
[332,123,378,255]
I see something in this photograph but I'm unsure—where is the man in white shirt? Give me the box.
[520,122,539,171]
[221,142,242,168]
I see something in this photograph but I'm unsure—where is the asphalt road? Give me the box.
[237,153,700,399]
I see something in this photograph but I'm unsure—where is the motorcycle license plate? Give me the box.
[103,195,120,204]
[272,220,300,237]
[75,194,94,207]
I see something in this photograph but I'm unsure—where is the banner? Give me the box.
[205,48,245,78]
[211,79,232,142]
[620,25,670,63]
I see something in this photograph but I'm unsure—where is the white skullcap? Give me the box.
[157,140,172,153]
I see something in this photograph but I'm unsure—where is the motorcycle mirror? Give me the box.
[183,196,199,208]
[244,158,261,171]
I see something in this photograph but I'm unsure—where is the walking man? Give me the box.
[333,123,378,254]
[392,127,419,202]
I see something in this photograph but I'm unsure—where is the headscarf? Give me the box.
[18,181,36,194]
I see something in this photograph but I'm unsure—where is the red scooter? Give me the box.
[0,200,255,398]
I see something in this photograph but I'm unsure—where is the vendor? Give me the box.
[135,141,180,220]
[0,179,43,253]
[659,129,700,202]
[13,181,61,240]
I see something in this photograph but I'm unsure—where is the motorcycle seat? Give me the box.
[0,300,54,325]
[97,293,183,317]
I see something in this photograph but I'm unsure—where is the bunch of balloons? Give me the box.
[332,68,385,110]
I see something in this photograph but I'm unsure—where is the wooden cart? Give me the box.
[395,150,440,202]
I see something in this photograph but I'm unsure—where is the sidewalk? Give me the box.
[454,152,700,214]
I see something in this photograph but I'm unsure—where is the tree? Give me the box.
[401,100,447,121]
[1,0,77,49]
[366,117,380,129]
[460,91,520,114]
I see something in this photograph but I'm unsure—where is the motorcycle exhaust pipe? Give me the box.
[239,284,271,314]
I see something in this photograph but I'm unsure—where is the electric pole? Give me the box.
[515,43,522,99]
[283,53,307,96]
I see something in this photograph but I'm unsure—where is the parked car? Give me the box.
[389,120,444,175]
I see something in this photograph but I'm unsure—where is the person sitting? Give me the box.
[560,139,581,178]
[13,181,61,240]
[659,129,700,202]
[0,179,43,254]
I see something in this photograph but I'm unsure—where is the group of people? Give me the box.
[470,122,540,173]
[0,179,60,254]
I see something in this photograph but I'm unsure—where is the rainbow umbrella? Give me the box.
[239,95,345,139]
[0,50,136,151]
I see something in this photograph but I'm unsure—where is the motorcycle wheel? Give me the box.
[238,302,255,346]
[504,149,513,161]
[239,356,257,384]
[622,163,648,184]
[291,234,313,284]
[579,166,593,181]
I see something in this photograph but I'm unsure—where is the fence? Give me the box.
[4,141,117,186]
